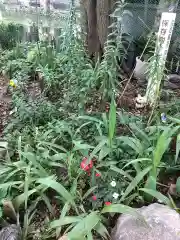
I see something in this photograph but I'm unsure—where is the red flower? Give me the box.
[95,173,101,177]
[92,195,97,201]
[80,157,93,171]
[105,202,111,206]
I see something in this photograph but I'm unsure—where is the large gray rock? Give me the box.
[0,225,22,240]
[112,203,180,240]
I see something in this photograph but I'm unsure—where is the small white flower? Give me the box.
[112,192,119,199]
[110,180,116,187]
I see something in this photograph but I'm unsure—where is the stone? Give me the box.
[112,203,180,240]
[0,225,22,240]
[164,74,180,90]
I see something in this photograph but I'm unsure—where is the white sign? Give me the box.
[156,12,176,63]
[145,12,176,104]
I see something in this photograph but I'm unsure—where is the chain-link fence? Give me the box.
[1,0,180,72]
[122,0,180,73]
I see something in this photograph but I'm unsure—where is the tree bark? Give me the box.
[96,0,110,50]
[79,0,88,43]
[87,0,101,58]
[80,0,116,60]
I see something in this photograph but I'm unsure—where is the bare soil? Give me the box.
[0,76,12,137]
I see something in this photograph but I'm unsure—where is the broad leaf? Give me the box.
[176,177,180,193]
[77,116,103,125]
[22,152,48,177]
[0,181,22,189]
[129,123,150,144]
[50,216,83,228]
[110,165,133,181]
[175,134,180,163]
[153,126,179,169]
[88,139,107,162]
[101,204,142,220]
[123,158,152,169]
[51,153,67,161]
[94,222,110,239]
[13,189,37,210]
[54,202,70,236]
[73,141,94,151]
[99,146,110,161]
[68,212,101,239]
[120,166,152,201]
[116,136,143,155]
[108,97,116,144]
[144,175,157,201]
[139,188,171,206]
[37,178,75,205]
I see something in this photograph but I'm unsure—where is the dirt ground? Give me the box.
[0,76,12,137]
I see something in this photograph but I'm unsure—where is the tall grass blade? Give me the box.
[13,189,37,211]
[38,141,67,153]
[108,97,116,145]
[129,123,150,144]
[77,116,103,125]
[88,139,107,162]
[68,212,100,239]
[50,216,83,228]
[73,141,94,151]
[94,222,110,239]
[144,175,157,201]
[101,204,141,219]
[139,188,171,206]
[123,158,152,169]
[87,232,93,240]
[120,166,152,201]
[54,202,70,237]
[22,152,48,177]
[153,129,172,169]
[37,178,75,205]
[175,134,180,164]
[110,165,133,181]
[0,181,22,189]
[116,136,143,155]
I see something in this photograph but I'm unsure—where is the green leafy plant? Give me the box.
[1,2,180,239]
[0,22,23,49]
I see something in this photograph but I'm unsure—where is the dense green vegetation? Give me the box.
[0,8,180,240]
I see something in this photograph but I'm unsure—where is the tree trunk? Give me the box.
[96,0,110,50]
[79,0,88,43]
[87,0,101,59]
[79,0,115,60]
[45,0,50,13]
